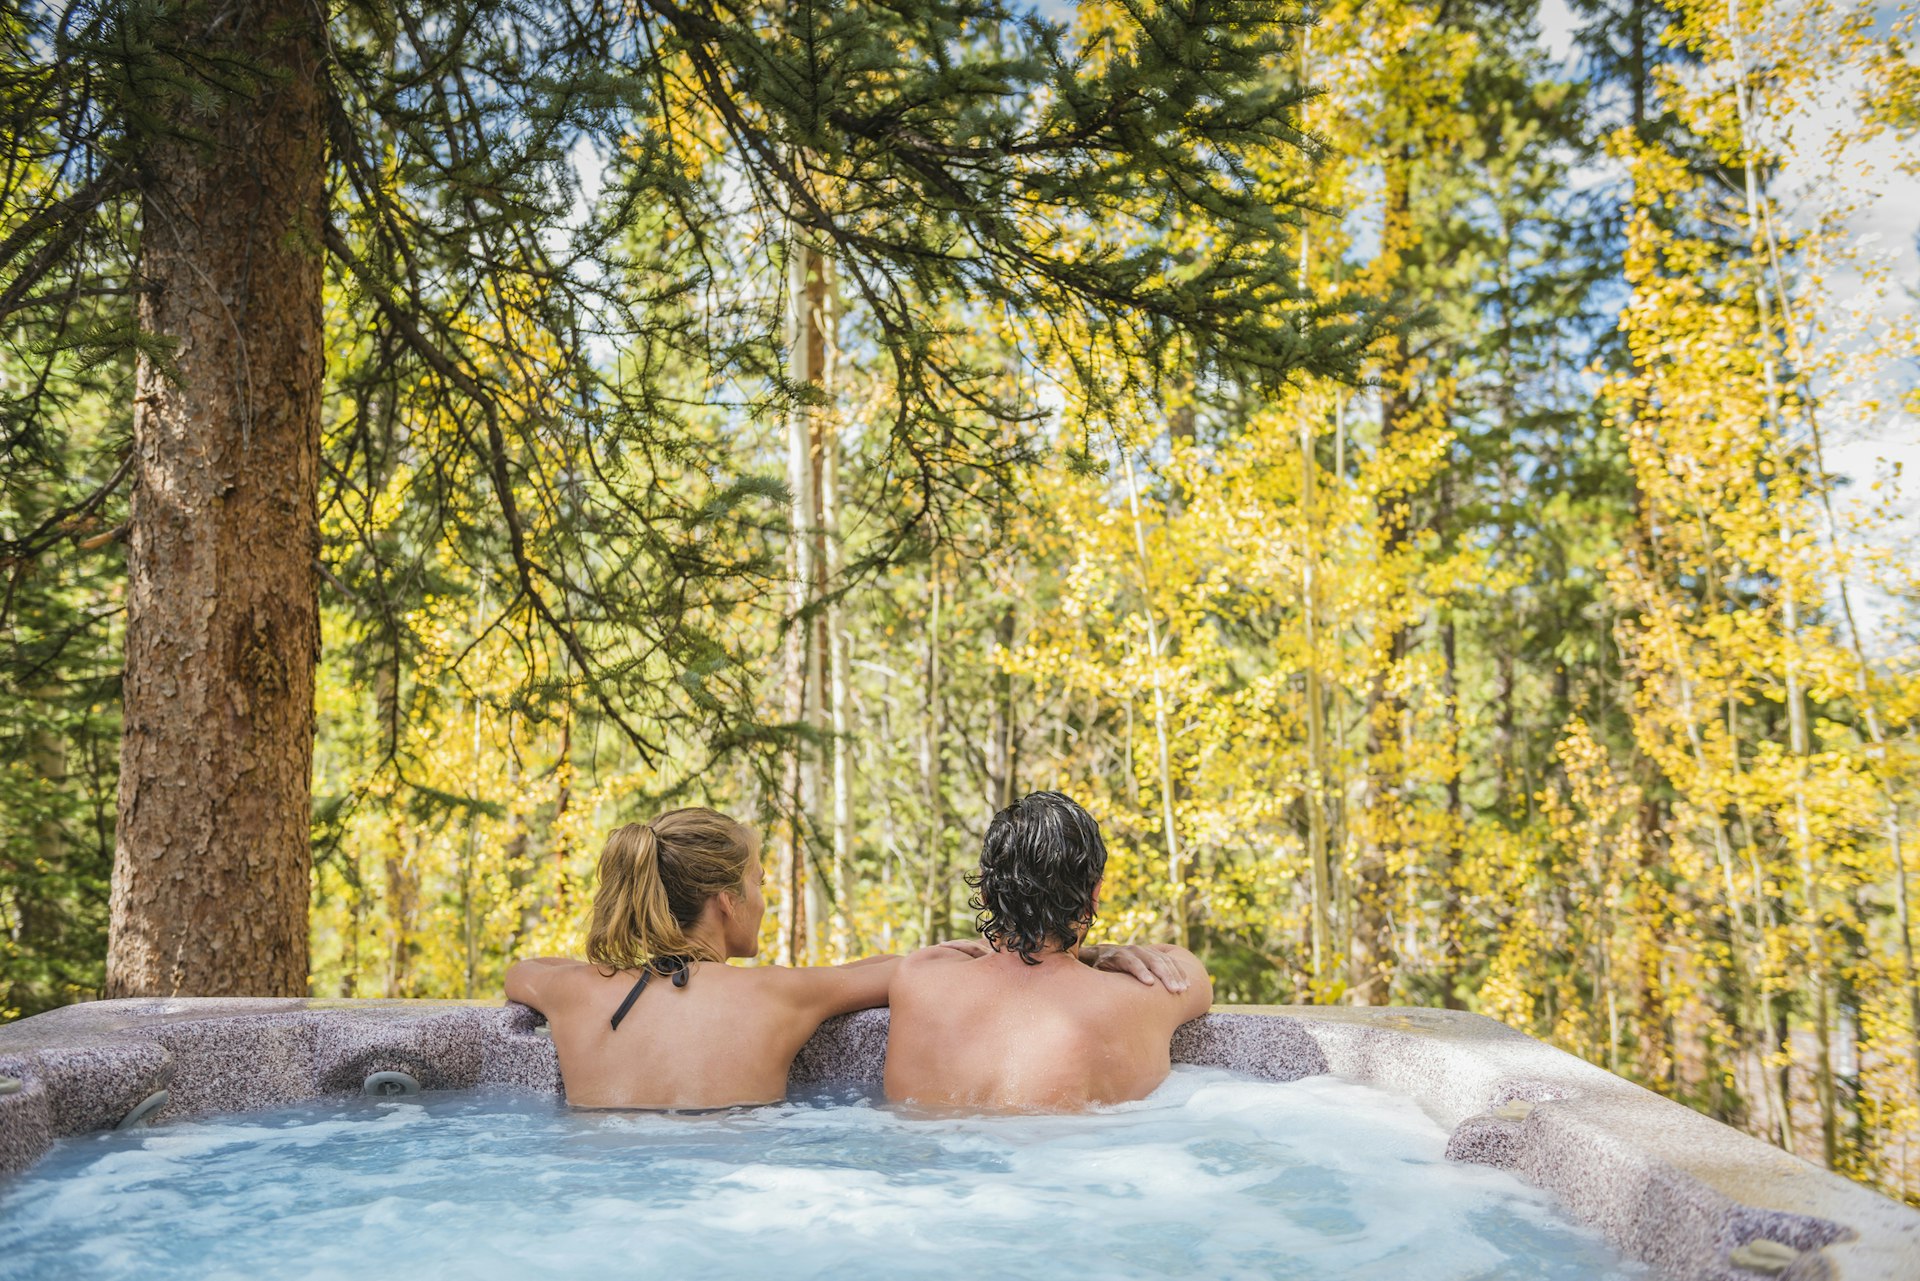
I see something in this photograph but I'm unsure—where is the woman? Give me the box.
[505,806,1178,1110]
[505,807,887,1109]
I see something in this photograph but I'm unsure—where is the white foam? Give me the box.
[0,1070,1642,1281]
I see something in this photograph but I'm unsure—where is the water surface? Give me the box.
[0,1067,1644,1280]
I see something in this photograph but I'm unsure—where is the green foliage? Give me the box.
[4,0,1920,1207]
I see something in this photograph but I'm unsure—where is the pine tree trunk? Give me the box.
[1495,650,1516,816]
[342,845,363,999]
[383,815,418,997]
[106,0,325,997]
[22,685,66,980]
[825,560,852,961]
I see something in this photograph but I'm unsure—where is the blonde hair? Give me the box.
[586,807,758,972]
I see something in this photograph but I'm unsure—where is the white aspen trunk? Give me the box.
[1729,2,1830,1158]
[920,552,946,943]
[1119,442,1186,947]
[462,573,486,999]
[818,260,852,963]
[1750,132,1920,1101]
[1301,405,1332,986]
[1659,541,1785,1147]
[1331,393,1353,967]
[1295,169,1332,990]
[780,233,824,967]
[987,604,1016,812]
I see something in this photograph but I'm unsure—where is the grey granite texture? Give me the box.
[789,1007,890,1086]
[1266,1005,1909,1281]
[1170,1008,1329,1079]
[0,998,1914,1281]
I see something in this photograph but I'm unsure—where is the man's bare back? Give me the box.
[884,943,1212,1110]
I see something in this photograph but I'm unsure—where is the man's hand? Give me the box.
[934,937,993,959]
[1083,943,1191,992]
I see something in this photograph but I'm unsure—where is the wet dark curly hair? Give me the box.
[967,791,1107,964]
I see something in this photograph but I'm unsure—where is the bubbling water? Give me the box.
[0,1068,1643,1280]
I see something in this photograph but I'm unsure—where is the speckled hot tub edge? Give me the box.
[1,1000,1914,1281]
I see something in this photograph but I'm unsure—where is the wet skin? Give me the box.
[507,952,899,1110]
[884,939,1213,1111]
[505,856,1187,1110]
[504,855,899,1110]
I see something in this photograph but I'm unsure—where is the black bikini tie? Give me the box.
[609,955,692,1031]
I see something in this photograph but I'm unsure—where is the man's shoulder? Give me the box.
[1090,946,1213,1022]
[891,945,1002,1005]
[895,944,979,976]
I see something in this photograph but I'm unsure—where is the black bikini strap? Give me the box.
[608,955,693,1031]
[608,969,652,1031]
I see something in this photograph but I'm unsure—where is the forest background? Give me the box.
[6,0,1920,1204]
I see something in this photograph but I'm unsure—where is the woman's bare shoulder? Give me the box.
[690,959,800,994]
[505,956,606,1010]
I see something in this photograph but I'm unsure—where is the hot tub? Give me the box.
[0,1000,1914,1279]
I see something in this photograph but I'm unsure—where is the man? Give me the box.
[884,791,1213,1110]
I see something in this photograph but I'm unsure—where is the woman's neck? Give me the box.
[679,917,731,962]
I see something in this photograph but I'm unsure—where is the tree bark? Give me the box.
[1440,603,1464,1009]
[553,698,574,915]
[987,604,1016,813]
[1352,144,1416,1006]
[1727,19,1837,1159]
[920,550,947,943]
[1300,406,1332,988]
[778,235,827,966]
[383,820,418,999]
[1119,444,1187,947]
[106,0,326,997]
[817,259,851,963]
[1293,117,1331,991]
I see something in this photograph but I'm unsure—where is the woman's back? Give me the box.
[503,809,896,1109]
[523,960,838,1109]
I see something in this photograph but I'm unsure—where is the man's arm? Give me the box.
[1140,945,1213,1024]
[1078,942,1192,991]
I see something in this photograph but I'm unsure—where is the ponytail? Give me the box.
[586,808,756,972]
